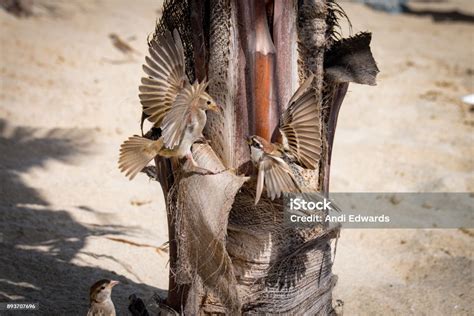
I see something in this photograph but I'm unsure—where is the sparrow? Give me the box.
[109,33,139,56]
[87,279,119,316]
[248,74,322,204]
[118,29,221,180]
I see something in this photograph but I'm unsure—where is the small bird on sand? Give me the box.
[87,279,119,316]
[248,75,322,204]
[118,29,220,180]
[109,33,139,56]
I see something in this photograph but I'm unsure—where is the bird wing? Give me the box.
[279,74,322,169]
[118,136,163,180]
[255,154,300,204]
[160,81,207,149]
[139,29,186,127]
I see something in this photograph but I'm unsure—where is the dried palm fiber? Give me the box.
[227,185,340,314]
[156,0,329,313]
[221,1,337,314]
[152,0,378,314]
[168,144,247,314]
[152,1,248,313]
[297,0,329,193]
[153,0,197,82]
[205,0,248,169]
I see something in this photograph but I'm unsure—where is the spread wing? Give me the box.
[255,155,300,204]
[160,82,203,149]
[139,29,186,127]
[279,74,322,169]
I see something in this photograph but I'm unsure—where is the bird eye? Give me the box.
[206,101,211,105]
[101,286,106,290]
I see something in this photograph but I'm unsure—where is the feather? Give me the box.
[255,163,265,205]
[279,75,322,169]
[255,155,300,204]
[160,81,208,149]
[118,136,163,180]
[139,30,186,127]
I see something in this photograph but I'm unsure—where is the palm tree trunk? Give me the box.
[150,0,378,313]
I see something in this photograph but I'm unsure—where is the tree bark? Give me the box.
[150,0,378,314]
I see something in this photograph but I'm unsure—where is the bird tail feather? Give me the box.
[118,135,163,180]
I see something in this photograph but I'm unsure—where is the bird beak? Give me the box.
[108,280,120,288]
[246,136,252,145]
[211,104,223,115]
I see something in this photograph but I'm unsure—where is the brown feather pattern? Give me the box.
[256,155,300,204]
[160,81,209,149]
[118,136,163,180]
[279,75,322,169]
[139,29,186,127]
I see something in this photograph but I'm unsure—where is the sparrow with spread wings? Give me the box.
[118,29,221,180]
[247,75,322,204]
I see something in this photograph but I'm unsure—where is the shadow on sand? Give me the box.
[402,5,474,23]
[0,119,165,314]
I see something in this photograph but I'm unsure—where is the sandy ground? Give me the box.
[0,0,472,315]
[332,1,473,315]
[0,1,168,314]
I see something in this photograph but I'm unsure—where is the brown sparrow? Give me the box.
[248,75,322,204]
[87,279,119,316]
[109,33,139,56]
[118,29,220,180]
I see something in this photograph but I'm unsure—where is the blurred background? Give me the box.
[0,0,472,314]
